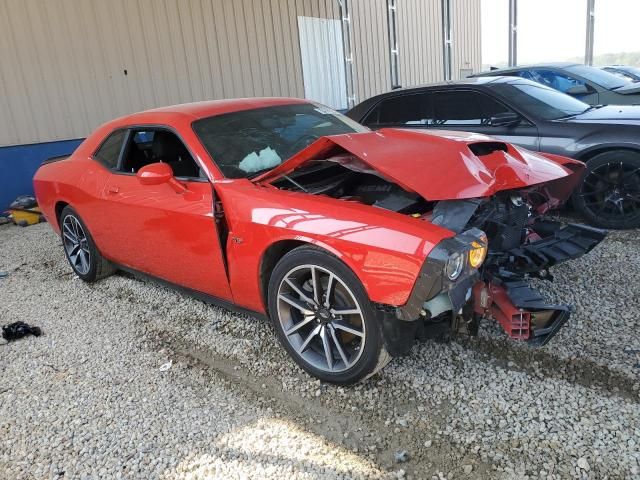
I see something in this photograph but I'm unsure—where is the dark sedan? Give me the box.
[470,63,640,106]
[346,76,640,229]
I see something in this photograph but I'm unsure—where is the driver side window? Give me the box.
[119,129,203,179]
[430,90,514,126]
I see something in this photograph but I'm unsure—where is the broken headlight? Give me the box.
[445,252,465,280]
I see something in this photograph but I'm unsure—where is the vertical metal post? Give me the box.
[387,0,401,88]
[585,0,595,65]
[338,0,356,107]
[508,0,517,67]
[442,0,452,80]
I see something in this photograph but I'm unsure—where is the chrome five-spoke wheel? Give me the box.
[62,214,91,275]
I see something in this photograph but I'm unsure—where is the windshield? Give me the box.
[496,82,591,120]
[566,65,629,89]
[193,103,368,178]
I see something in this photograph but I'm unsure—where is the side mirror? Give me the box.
[490,112,521,127]
[137,162,173,185]
[137,162,189,194]
[566,84,591,95]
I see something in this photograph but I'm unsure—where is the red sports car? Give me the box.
[34,99,605,384]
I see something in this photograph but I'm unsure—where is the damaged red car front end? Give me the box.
[259,128,606,346]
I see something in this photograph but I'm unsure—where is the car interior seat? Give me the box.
[150,131,200,178]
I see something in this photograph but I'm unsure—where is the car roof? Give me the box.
[385,75,521,92]
[120,97,310,123]
[472,62,582,76]
[372,75,530,94]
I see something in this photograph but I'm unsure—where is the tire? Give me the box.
[267,246,390,384]
[572,150,640,229]
[59,206,115,282]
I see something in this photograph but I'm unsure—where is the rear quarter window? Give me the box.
[94,130,126,169]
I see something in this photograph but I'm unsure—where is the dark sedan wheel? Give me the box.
[268,246,390,384]
[573,151,640,229]
[59,206,115,282]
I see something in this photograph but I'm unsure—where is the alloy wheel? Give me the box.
[62,215,91,275]
[580,161,640,222]
[276,264,366,373]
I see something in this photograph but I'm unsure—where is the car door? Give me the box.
[95,127,233,301]
[427,89,540,150]
[363,89,540,150]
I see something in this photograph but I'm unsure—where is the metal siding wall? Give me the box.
[349,0,391,103]
[451,0,482,79]
[0,0,479,145]
[0,0,340,147]
[397,0,444,87]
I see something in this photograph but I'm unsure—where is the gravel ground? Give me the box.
[1,222,639,479]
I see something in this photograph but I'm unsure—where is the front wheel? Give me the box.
[268,246,390,384]
[572,150,640,229]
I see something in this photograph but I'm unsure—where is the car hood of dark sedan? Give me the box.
[613,83,640,94]
[253,128,577,201]
[564,104,640,123]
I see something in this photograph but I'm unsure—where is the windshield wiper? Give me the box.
[580,104,605,114]
[282,175,308,192]
[555,104,603,120]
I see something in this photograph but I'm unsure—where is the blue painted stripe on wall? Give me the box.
[0,139,84,210]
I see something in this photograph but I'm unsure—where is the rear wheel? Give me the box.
[268,246,390,384]
[572,151,640,229]
[59,206,115,282]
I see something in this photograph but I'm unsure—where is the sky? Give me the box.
[482,0,640,66]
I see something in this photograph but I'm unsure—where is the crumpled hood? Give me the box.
[254,128,579,201]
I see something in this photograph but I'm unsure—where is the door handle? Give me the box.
[108,186,120,194]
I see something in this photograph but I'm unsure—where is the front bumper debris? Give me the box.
[475,220,606,346]
[473,280,570,346]
[395,228,487,321]
[487,221,607,278]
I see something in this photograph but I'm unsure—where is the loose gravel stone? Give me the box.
[1,221,639,479]
[0,224,389,479]
[393,450,409,463]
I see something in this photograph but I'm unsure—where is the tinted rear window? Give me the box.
[94,130,126,169]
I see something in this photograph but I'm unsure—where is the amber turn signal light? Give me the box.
[468,238,487,269]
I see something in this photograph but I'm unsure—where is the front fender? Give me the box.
[214,180,454,313]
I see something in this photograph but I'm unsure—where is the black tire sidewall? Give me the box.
[267,247,384,385]
[572,151,640,229]
[59,206,102,282]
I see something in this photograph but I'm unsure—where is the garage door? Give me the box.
[297,16,348,110]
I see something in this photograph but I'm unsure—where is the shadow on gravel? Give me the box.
[149,330,494,479]
[460,337,640,401]
[160,418,385,479]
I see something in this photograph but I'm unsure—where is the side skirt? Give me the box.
[114,264,269,322]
